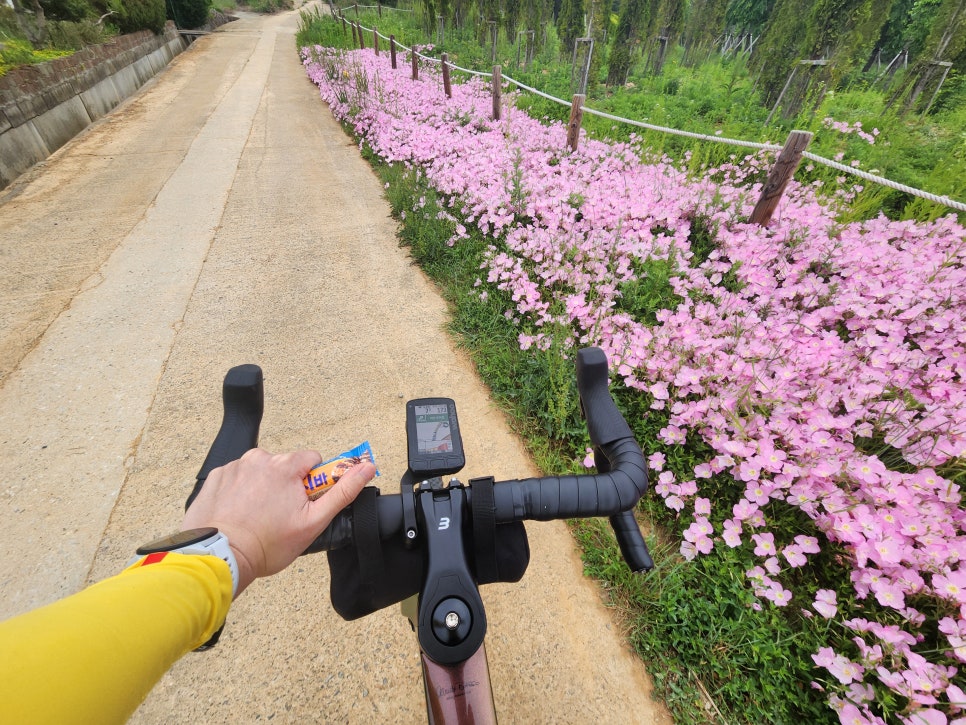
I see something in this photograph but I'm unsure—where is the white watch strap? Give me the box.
[179,532,240,598]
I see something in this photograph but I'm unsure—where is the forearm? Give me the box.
[0,554,232,724]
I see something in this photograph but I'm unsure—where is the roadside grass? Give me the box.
[0,37,72,77]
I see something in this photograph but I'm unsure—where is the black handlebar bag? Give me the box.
[327,478,530,620]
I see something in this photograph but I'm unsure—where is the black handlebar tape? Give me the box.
[490,437,647,521]
[304,492,404,553]
[305,438,648,552]
[575,347,633,447]
[594,443,653,573]
[609,510,654,572]
[186,364,264,510]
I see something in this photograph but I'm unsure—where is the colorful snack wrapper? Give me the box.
[303,441,379,500]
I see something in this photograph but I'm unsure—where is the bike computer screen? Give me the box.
[405,397,465,479]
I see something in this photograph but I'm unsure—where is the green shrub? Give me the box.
[166,0,210,29]
[115,0,167,34]
[0,5,23,38]
[44,18,112,49]
[40,0,97,23]
[246,0,292,13]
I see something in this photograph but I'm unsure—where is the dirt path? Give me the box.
[0,7,671,722]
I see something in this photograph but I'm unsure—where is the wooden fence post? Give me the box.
[350,20,357,45]
[354,3,359,17]
[390,35,397,69]
[567,94,585,152]
[749,130,813,227]
[378,0,382,16]
[411,49,419,80]
[373,27,379,55]
[441,53,452,98]
[357,23,365,50]
[492,65,502,121]
[341,14,347,36]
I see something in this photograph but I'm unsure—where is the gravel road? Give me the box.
[0,6,670,722]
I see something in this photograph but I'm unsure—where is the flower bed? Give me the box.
[302,44,966,723]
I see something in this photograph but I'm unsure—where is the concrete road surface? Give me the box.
[0,6,670,722]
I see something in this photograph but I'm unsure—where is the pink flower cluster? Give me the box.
[823,117,879,145]
[302,44,966,720]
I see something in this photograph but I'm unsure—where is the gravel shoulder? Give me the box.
[0,7,671,722]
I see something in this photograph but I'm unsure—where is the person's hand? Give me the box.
[182,448,375,596]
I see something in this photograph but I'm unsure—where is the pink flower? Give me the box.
[723,518,742,547]
[732,498,759,521]
[301,46,966,717]
[752,532,776,557]
[664,495,684,512]
[872,581,906,610]
[947,682,966,710]
[684,516,713,543]
[901,709,948,725]
[649,381,669,400]
[766,582,793,606]
[814,589,838,618]
[782,544,808,568]
[828,655,865,685]
[837,703,872,725]
[795,535,821,554]
[933,570,966,604]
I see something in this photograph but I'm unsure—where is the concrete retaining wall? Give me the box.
[0,23,187,189]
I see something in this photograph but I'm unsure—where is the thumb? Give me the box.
[308,461,376,528]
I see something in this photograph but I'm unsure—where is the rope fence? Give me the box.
[330,15,966,217]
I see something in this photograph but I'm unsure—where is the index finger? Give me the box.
[281,448,324,480]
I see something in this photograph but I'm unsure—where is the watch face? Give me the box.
[136,527,218,555]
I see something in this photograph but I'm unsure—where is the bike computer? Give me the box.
[405,397,465,479]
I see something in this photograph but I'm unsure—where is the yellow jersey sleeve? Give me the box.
[0,553,233,724]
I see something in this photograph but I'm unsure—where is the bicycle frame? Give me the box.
[403,596,497,724]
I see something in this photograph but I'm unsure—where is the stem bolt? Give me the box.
[445,612,460,630]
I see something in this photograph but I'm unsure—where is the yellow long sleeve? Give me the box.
[0,553,233,724]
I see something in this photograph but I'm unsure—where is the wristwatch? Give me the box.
[135,526,240,596]
[133,527,239,650]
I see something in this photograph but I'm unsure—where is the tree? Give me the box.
[891,0,966,111]
[753,0,891,115]
[503,0,520,39]
[725,0,776,34]
[556,0,583,54]
[753,0,815,106]
[606,0,649,85]
[583,0,608,90]
[681,0,729,66]
[521,0,548,51]
[646,0,687,73]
